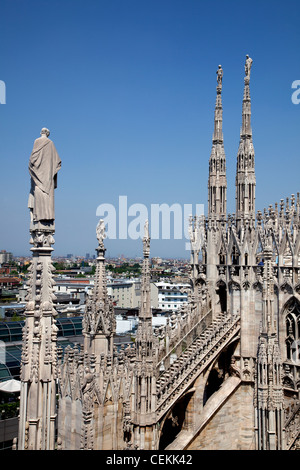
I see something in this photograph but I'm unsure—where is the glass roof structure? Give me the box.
[0,317,83,381]
[0,316,83,343]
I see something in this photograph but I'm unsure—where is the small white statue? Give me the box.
[96,219,106,243]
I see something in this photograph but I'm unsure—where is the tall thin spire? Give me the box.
[235,55,256,228]
[140,220,151,319]
[132,221,157,447]
[18,128,61,450]
[135,220,153,358]
[82,219,115,359]
[208,65,227,220]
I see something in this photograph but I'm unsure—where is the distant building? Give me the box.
[155,281,190,311]
[0,277,21,289]
[107,279,158,309]
[54,277,93,298]
[0,250,13,265]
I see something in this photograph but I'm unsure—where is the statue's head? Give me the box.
[40,127,50,137]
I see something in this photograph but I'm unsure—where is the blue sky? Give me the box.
[0,0,299,258]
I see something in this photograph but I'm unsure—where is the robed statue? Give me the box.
[245,55,253,81]
[28,128,61,228]
[96,219,106,245]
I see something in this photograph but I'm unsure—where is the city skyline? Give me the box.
[0,0,299,258]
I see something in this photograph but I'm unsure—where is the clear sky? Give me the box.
[0,0,299,259]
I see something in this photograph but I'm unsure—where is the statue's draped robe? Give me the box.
[28,137,61,221]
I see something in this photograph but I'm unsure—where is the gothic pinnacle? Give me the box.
[241,54,253,138]
[213,64,224,144]
[235,55,256,225]
[208,64,227,219]
[82,219,115,356]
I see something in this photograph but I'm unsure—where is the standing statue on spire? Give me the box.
[217,65,223,87]
[96,218,106,245]
[143,220,150,255]
[28,128,61,229]
[245,55,253,81]
[144,219,149,240]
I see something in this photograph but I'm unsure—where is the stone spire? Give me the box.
[208,65,227,220]
[132,221,157,448]
[135,220,153,358]
[235,55,256,228]
[18,129,61,450]
[254,229,284,450]
[82,219,115,360]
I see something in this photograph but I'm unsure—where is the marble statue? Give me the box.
[245,54,253,80]
[96,218,106,244]
[28,128,61,226]
[217,64,223,86]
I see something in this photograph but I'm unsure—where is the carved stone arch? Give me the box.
[282,296,300,318]
[252,281,263,292]
[158,388,194,450]
[203,337,240,406]
[216,279,226,288]
[158,404,176,446]
[282,373,295,390]
[280,281,294,295]
[281,297,300,363]
[295,284,300,296]
[195,276,206,287]
[228,280,241,291]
